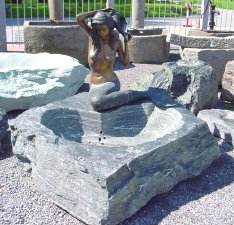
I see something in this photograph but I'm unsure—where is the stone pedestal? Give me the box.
[128,29,170,63]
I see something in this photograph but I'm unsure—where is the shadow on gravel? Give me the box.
[114,58,136,71]
[114,53,181,73]
[120,151,234,225]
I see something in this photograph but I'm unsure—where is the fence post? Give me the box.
[48,0,63,21]
[131,0,144,29]
[106,0,115,9]
[201,0,209,30]
[0,0,7,52]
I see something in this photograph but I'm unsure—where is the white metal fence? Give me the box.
[4,0,234,47]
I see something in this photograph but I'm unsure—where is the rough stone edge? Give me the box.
[170,33,234,49]
[11,94,221,225]
[197,109,234,146]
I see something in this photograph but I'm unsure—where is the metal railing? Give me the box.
[4,0,234,47]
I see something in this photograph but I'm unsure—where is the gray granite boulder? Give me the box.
[198,109,234,146]
[11,91,220,225]
[170,32,234,85]
[150,60,218,115]
[221,60,234,103]
[0,108,9,153]
[0,53,89,112]
[180,48,234,85]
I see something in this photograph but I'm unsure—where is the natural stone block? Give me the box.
[24,21,89,65]
[180,48,234,85]
[198,109,234,146]
[0,53,89,112]
[170,32,234,85]
[221,60,234,102]
[150,60,218,115]
[12,91,220,225]
[128,29,170,63]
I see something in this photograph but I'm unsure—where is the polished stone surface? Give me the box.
[0,53,89,112]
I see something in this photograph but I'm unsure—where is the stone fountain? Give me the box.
[12,90,220,225]
[11,3,220,224]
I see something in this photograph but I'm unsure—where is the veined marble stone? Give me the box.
[12,91,220,225]
[0,53,89,112]
[198,109,234,146]
[150,60,218,115]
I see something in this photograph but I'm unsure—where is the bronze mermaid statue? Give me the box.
[76,8,149,111]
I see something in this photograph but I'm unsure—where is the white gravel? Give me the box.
[1,49,234,225]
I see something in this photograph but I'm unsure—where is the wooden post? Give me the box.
[131,0,144,29]
[106,0,115,9]
[48,0,63,21]
[201,0,209,30]
[0,0,7,52]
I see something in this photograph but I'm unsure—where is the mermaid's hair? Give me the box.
[90,11,118,56]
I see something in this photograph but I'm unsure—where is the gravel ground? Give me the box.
[0,49,234,225]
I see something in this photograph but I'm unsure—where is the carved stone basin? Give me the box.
[24,21,89,65]
[41,101,182,147]
[12,91,220,225]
